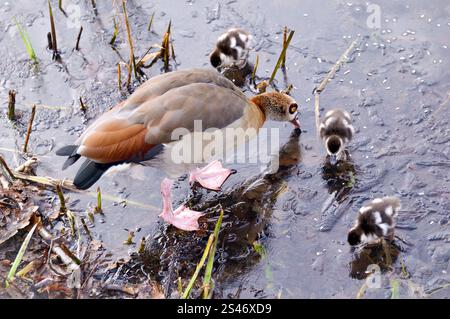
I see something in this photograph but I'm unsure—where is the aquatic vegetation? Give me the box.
[182,208,223,299]
[48,0,59,59]
[13,18,37,63]
[7,90,16,121]
[5,223,37,288]
[269,29,294,83]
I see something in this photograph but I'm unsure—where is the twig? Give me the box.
[313,39,359,136]
[282,26,287,69]
[79,97,86,112]
[80,217,93,241]
[117,63,122,91]
[58,0,67,16]
[7,90,16,121]
[15,157,38,173]
[23,105,36,153]
[38,227,78,270]
[75,26,83,51]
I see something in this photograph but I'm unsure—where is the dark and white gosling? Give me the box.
[319,109,354,165]
[210,28,253,70]
[347,196,401,246]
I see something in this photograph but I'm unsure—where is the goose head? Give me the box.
[251,92,300,128]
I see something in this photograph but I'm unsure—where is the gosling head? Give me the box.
[347,196,401,247]
[251,92,300,128]
[210,28,253,70]
[319,109,354,165]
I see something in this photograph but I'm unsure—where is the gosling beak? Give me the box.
[329,154,337,165]
[290,114,301,128]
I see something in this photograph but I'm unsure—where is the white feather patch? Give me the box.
[359,206,372,214]
[372,211,382,224]
[377,223,390,236]
[372,198,383,204]
[385,205,394,216]
[229,36,237,49]
[360,233,380,245]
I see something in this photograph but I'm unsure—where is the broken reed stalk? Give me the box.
[117,63,122,91]
[79,97,86,112]
[58,0,67,16]
[5,223,37,288]
[122,0,138,79]
[147,11,155,32]
[75,26,83,50]
[181,234,214,299]
[251,54,259,85]
[269,29,294,83]
[313,38,358,137]
[162,21,172,71]
[80,218,93,241]
[38,227,79,270]
[94,186,102,213]
[7,90,16,121]
[47,32,53,50]
[55,183,67,213]
[282,26,287,69]
[171,42,176,62]
[23,105,36,153]
[202,208,224,299]
[110,17,119,46]
[48,0,59,59]
[138,237,145,253]
[125,62,132,87]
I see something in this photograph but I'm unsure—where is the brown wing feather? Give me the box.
[78,118,154,163]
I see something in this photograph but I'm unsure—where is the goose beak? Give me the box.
[290,114,301,128]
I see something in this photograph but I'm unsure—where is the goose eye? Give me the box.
[288,103,298,114]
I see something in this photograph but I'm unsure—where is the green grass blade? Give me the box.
[181,234,214,299]
[269,30,294,83]
[13,17,37,62]
[202,208,224,299]
[5,223,37,288]
[391,279,399,299]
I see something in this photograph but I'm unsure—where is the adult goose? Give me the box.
[57,68,300,231]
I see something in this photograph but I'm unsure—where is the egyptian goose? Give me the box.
[319,109,354,165]
[347,196,401,246]
[57,68,300,231]
[210,28,253,70]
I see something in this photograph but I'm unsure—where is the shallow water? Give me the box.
[0,0,449,298]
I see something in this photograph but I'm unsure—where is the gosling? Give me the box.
[210,28,253,70]
[319,109,354,165]
[347,196,401,246]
